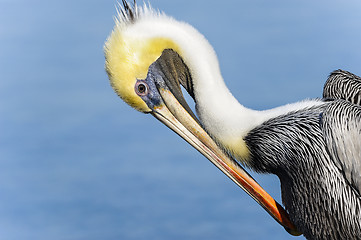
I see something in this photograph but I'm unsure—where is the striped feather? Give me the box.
[323,70,361,105]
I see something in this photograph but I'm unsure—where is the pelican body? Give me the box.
[104,1,361,239]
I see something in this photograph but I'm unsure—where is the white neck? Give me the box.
[131,10,323,149]
[156,19,323,144]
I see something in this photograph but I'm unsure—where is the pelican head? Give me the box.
[105,2,192,113]
[104,1,300,236]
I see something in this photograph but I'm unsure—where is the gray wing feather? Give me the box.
[323,70,361,105]
[321,100,361,195]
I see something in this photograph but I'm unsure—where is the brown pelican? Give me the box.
[104,1,361,239]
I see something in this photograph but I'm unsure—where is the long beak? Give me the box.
[150,87,301,236]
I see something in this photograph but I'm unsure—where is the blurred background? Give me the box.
[1,0,360,239]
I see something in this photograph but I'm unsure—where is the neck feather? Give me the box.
[129,12,324,161]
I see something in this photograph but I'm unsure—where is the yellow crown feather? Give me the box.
[104,5,180,113]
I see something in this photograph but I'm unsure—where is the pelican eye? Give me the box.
[135,80,148,96]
